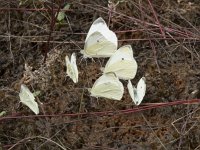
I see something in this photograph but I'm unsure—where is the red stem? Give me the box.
[43,0,62,63]
[1,99,200,122]
[146,0,166,39]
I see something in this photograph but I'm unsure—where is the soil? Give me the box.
[1,0,200,149]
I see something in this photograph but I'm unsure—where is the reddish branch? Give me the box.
[1,99,200,122]
[43,0,62,63]
[146,0,167,40]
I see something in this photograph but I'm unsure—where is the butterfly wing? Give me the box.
[85,17,117,46]
[103,45,138,80]
[82,17,117,58]
[82,31,117,58]
[65,53,78,83]
[71,53,78,83]
[136,77,146,105]
[90,73,124,100]
[127,80,134,101]
[19,84,39,115]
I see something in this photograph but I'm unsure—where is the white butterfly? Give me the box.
[127,77,146,105]
[81,17,118,58]
[19,84,39,115]
[102,45,138,80]
[90,73,124,100]
[65,53,78,83]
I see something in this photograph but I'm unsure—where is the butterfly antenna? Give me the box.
[70,39,82,51]
[85,58,88,66]
[79,55,84,63]
[79,56,89,66]
[97,58,102,67]
[96,98,100,106]
[91,58,95,63]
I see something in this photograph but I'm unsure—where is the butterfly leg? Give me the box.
[79,56,88,66]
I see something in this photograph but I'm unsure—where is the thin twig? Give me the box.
[146,0,168,45]
[8,1,14,64]
[7,136,67,150]
[139,0,160,72]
